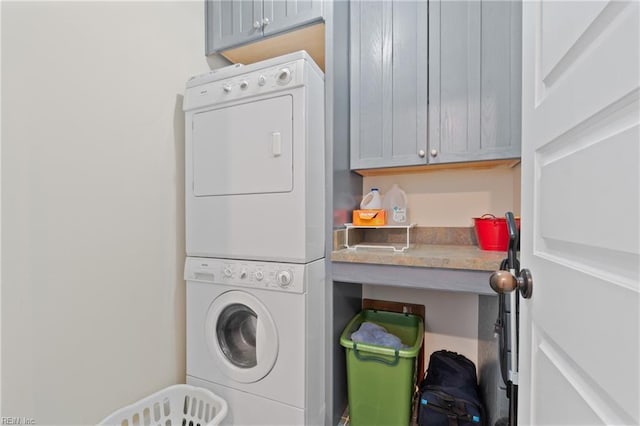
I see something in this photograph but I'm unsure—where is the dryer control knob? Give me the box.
[223,267,232,277]
[276,270,292,287]
[240,81,249,90]
[223,84,232,93]
[277,68,292,84]
[258,75,266,86]
[255,270,264,281]
[240,270,248,279]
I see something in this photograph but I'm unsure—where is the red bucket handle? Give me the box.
[479,214,497,219]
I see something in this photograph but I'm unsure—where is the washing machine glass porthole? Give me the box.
[216,303,258,368]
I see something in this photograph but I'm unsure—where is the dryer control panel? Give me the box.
[185,257,307,294]
[185,60,303,109]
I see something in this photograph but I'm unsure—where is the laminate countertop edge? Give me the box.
[330,244,506,295]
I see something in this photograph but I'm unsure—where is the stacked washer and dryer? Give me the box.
[183,51,326,425]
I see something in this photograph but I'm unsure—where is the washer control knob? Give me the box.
[240,270,248,279]
[255,270,264,281]
[240,81,249,90]
[222,84,232,93]
[276,270,292,287]
[258,75,266,86]
[223,267,232,277]
[277,68,292,84]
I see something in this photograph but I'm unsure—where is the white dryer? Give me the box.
[185,257,325,425]
[183,51,325,263]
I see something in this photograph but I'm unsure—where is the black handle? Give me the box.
[505,212,518,270]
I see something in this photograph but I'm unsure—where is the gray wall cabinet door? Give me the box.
[350,0,429,170]
[206,0,263,54]
[428,0,522,164]
[263,0,323,36]
[206,0,323,55]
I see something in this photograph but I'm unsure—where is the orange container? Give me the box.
[352,209,386,226]
[473,214,521,251]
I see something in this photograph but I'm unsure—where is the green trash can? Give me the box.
[340,309,424,426]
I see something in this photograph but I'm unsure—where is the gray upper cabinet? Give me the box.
[206,0,323,54]
[206,0,263,53]
[350,0,429,170]
[262,0,323,36]
[428,0,522,164]
[350,0,522,170]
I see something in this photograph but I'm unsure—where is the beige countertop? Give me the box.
[330,227,507,294]
[331,244,506,272]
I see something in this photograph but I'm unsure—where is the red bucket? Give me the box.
[473,214,520,251]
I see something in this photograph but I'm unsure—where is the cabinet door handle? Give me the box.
[418,150,426,158]
[253,20,261,30]
[430,149,438,158]
[262,17,270,26]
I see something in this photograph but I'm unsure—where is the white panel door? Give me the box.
[192,95,293,197]
[520,1,639,425]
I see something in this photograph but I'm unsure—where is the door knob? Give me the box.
[489,269,533,299]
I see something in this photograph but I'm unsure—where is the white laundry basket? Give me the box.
[99,384,228,426]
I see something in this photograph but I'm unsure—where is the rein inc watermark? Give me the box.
[1,418,35,425]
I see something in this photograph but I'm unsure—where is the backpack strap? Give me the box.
[448,415,459,426]
[422,387,483,424]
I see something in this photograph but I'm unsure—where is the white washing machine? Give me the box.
[183,51,325,263]
[185,257,325,425]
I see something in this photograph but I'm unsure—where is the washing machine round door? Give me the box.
[205,290,278,383]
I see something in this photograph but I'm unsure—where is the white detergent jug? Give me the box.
[383,184,408,225]
[360,188,382,209]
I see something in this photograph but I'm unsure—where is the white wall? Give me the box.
[1,2,227,423]
[362,167,521,366]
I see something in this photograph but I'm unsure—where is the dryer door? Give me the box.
[205,291,279,384]
[192,95,293,197]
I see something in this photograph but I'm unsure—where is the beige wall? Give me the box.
[362,285,481,365]
[363,167,520,227]
[512,164,522,216]
[1,2,226,423]
[362,167,521,366]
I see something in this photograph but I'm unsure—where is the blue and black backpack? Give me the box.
[418,350,486,426]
